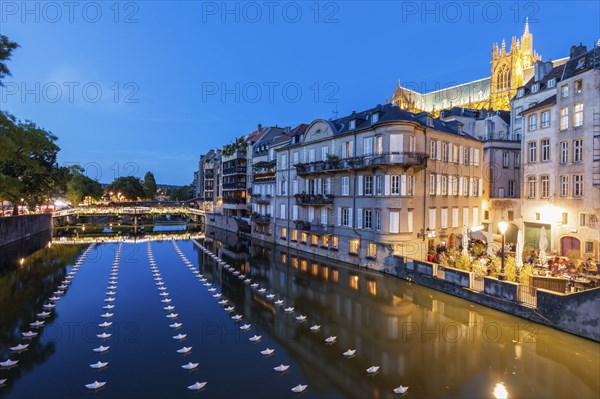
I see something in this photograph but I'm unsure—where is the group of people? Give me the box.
[547,257,599,276]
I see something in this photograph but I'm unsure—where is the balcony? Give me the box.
[294,193,334,206]
[250,213,271,224]
[223,197,246,205]
[253,171,276,182]
[251,195,272,204]
[293,221,334,234]
[223,166,247,176]
[295,152,428,176]
[222,181,247,190]
[479,133,521,142]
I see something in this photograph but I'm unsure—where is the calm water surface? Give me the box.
[0,234,598,398]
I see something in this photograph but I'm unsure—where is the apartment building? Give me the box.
[440,107,521,241]
[519,43,600,259]
[273,104,484,267]
[250,126,290,237]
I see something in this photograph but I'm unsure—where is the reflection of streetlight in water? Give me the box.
[493,383,509,399]
[19,258,25,267]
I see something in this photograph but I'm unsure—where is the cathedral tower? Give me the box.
[490,19,541,110]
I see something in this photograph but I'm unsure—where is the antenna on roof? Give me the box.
[331,105,339,119]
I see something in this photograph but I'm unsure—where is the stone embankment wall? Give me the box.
[0,214,52,246]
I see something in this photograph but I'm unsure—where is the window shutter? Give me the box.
[357,208,363,229]
[292,205,298,220]
[478,178,483,196]
[436,174,441,195]
[400,175,407,196]
[469,178,474,196]
[317,178,322,194]
[384,175,391,195]
[448,143,453,161]
[341,143,347,159]
[357,176,363,196]
[436,141,441,160]
[321,210,328,225]
[337,207,341,226]
[389,211,399,233]
[348,208,353,228]
[349,141,354,157]
[459,145,464,164]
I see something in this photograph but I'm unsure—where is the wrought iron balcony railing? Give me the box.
[295,152,428,175]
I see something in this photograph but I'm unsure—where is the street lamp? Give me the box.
[498,218,508,281]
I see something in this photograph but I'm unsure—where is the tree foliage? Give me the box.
[0,34,19,85]
[0,111,64,214]
[169,184,194,201]
[66,166,104,205]
[143,171,157,200]
[106,176,146,201]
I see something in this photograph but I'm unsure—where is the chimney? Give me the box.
[533,60,553,82]
[569,43,588,59]
[258,123,263,132]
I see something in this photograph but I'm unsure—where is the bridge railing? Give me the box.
[52,206,206,217]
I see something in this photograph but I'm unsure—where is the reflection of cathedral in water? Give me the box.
[201,228,598,398]
[391,21,540,114]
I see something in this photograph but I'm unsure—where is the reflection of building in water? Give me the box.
[199,229,599,398]
[391,21,540,114]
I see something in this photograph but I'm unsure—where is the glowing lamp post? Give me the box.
[498,218,508,281]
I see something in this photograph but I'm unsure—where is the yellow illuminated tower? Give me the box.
[490,19,541,110]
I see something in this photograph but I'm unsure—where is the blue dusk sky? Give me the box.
[1,1,598,185]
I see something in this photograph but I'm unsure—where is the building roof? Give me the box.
[521,94,557,114]
[321,103,479,142]
[516,63,565,98]
[562,44,600,80]
[253,126,289,156]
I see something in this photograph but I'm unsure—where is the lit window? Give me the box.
[367,280,376,296]
[560,107,569,130]
[321,235,329,247]
[291,229,298,241]
[573,103,584,127]
[332,268,338,283]
[331,236,338,249]
[281,227,287,239]
[311,262,318,276]
[300,260,307,272]
[301,232,308,243]
[311,234,318,246]
[350,274,358,290]
[349,239,359,254]
[367,243,377,258]
[575,79,583,93]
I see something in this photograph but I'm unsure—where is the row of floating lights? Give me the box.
[0,244,97,388]
[190,239,409,395]
[85,242,123,390]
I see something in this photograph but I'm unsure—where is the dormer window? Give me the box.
[371,113,379,124]
[547,79,556,88]
[517,88,524,97]
[349,119,356,130]
[531,83,539,93]
[426,117,434,127]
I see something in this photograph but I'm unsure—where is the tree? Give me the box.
[0,35,18,85]
[143,171,157,200]
[106,176,146,201]
[0,111,63,215]
[170,184,194,201]
[66,166,104,205]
